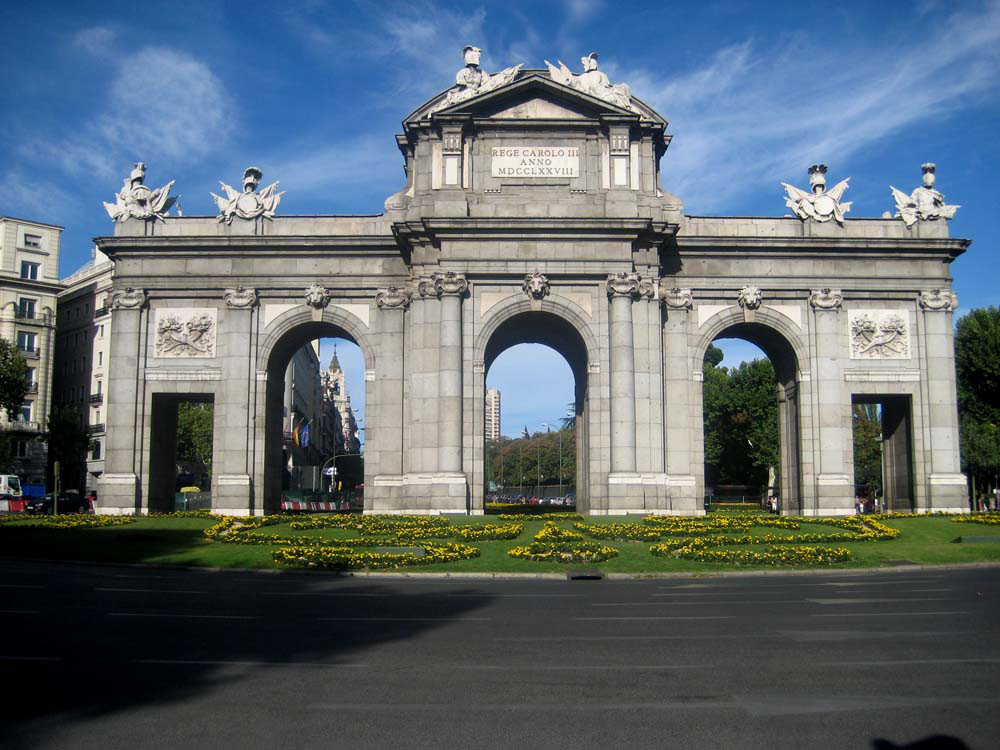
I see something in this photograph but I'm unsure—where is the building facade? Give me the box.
[282,341,323,491]
[54,248,114,492]
[95,52,969,517]
[0,216,63,484]
[485,388,501,441]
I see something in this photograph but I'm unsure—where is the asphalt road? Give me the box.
[1,561,997,750]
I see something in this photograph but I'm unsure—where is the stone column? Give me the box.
[918,289,966,511]
[809,288,852,515]
[96,288,147,515]
[436,272,468,474]
[661,286,699,513]
[607,273,640,474]
[371,286,409,510]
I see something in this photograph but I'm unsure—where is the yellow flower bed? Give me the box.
[272,541,480,569]
[497,512,582,521]
[532,521,583,542]
[575,522,661,542]
[953,514,1000,526]
[664,544,852,566]
[0,515,135,529]
[508,540,619,563]
[452,523,524,541]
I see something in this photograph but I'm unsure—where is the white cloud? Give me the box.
[264,134,403,200]
[0,171,76,224]
[24,47,234,181]
[563,0,604,25]
[625,2,1000,212]
[72,26,117,56]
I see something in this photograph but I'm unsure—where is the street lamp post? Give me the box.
[538,424,546,498]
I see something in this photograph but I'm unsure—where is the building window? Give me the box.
[97,351,103,366]
[26,367,35,386]
[18,298,36,319]
[20,402,33,423]
[16,331,36,353]
[91,441,102,460]
[24,234,42,249]
[20,261,39,280]
[14,440,28,458]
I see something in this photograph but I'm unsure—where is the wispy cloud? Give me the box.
[72,26,117,56]
[625,2,1000,212]
[0,171,77,225]
[22,47,234,182]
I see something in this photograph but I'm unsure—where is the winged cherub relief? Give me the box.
[211,166,284,224]
[782,164,852,225]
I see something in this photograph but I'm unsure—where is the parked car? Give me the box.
[25,492,91,515]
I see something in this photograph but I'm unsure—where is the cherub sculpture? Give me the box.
[890,163,959,227]
[104,163,177,222]
[782,164,851,225]
[545,52,634,111]
[212,167,284,224]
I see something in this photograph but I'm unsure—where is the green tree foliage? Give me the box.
[852,402,882,497]
[46,406,91,491]
[176,402,214,477]
[488,426,576,491]
[0,339,30,421]
[956,307,1000,495]
[702,355,779,488]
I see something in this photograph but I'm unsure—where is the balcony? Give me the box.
[94,306,110,319]
[26,382,38,394]
[89,392,104,404]
[17,347,40,359]
[15,309,36,320]
[87,423,106,435]
[6,420,41,433]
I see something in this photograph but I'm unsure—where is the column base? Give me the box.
[368,473,469,514]
[213,474,253,515]
[927,473,969,513]
[813,474,854,516]
[96,473,141,515]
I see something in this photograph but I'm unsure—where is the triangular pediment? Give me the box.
[405,72,665,126]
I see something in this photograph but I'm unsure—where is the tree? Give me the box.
[852,402,882,497]
[0,339,30,422]
[176,402,214,477]
[702,356,779,488]
[46,406,91,491]
[956,307,1000,499]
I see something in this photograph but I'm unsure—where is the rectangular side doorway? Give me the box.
[148,393,214,513]
[852,395,914,513]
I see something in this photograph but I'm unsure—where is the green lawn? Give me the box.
[1,512,998,573]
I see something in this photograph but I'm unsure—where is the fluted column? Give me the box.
[436,272,467,473]
[607,273,641,474]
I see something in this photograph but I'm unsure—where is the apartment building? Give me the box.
[54,247,114,492]
[485,387,501,441]
[0,216,63,483]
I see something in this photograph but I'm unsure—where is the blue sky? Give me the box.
[2,0,998,438]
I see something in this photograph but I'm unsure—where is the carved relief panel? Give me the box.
[848,310,911,360]
[154,308,218,359]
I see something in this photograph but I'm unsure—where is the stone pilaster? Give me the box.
[96,288,147,515]
[809,289,852,515]
[370,286,409,511]
[606,273,640,473]
[435,272,468,473]
[661,285,699,513]
[918,289,966,511]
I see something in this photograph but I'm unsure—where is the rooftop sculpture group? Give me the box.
[891,163,960,227]
[782,164,852,225]
[104,163,177,223]
[211,167,284,224]
[545,52,634,111]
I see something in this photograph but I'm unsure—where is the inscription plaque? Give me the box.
[491,146,580,178]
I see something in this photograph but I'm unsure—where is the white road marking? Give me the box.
[576,615,734,621]
[811,611,968,618]
[133,659,368,667]
[595,600,798,606]
[96,588,208,594]
[820,658,1000,666]
[459,664,706,671]
[319,617,491,622]
[805,598,950,605]
[108,612,256,620]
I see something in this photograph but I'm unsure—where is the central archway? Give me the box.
[475,305,594,513]
[695,317,805,514]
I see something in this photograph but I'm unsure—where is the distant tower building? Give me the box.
[485,388,501,440]
[322,347,361,454]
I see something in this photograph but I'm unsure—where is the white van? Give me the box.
[1,474,23,501]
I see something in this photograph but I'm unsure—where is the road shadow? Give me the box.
[873,737,969,750]
[0,561,494,749]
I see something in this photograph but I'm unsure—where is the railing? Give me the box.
[17,347,40,358]
[87,423,106,434]
[5,420,41,432]
[14,309,36,320]
[94,306,110,318]
[89,392,103,404]
[26,383,38,394]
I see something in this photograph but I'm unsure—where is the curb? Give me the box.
[3,555,999,580]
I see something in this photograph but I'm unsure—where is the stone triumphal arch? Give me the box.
[96,49,969,516]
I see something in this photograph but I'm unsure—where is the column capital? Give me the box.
[434,271,469,298]
[111,287,147,310]
[224,286,259,309]
[808,288,843,311]
[376,285,411,309]
[918,288,958,312]
[660,284,694,310]
[606,272,651,299]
